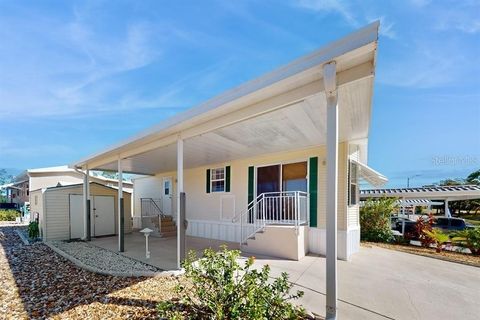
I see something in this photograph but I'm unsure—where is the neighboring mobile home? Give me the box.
[30,182,132,241]
[72,22,387,264]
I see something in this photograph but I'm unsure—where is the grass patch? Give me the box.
[463,215,480,226]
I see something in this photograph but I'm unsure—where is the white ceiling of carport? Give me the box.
[96,77,372,175]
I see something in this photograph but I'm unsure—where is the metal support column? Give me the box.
[324,61,338,320]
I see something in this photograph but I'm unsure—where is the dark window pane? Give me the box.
[212,180,225,192]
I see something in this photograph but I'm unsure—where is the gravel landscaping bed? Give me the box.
[0,225,184,319]
[362,242,480,267]
[49,240,161,275]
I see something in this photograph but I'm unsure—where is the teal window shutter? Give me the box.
[225,166,231,192]
[206,169,211,193]
[309,157,318,227]
[247,166,254,206]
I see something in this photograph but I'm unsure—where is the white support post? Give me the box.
[444,199,451,218]
[83,166,90,240]
[177,138,184,269]
[324,61,338,320]
[118,158,124,252]
[401,197,406,236]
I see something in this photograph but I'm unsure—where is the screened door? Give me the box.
[256,165,280,220]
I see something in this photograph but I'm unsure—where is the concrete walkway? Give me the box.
[92,233,239,270]
[248,245,480,320]
[92,233,480,319]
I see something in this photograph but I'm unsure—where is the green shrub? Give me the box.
[360,197,397,242]
[452,228,480,255]
[158,247,307,320]
[0,209,19,221]
[423,229,450,252]
[406,214,436,247]
[28,221,40,239]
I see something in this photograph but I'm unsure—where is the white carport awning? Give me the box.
[351,159,388,187]
[72,22,380,176]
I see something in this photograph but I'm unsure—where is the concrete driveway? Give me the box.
[247,245,480,320]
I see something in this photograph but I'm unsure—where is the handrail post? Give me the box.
[240,209,243,246]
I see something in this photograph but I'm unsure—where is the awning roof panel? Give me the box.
[351,159,388,187]
[360,185,480,201]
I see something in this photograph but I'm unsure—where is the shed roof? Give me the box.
[40,181,132,194]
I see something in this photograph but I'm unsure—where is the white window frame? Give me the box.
[210,167,226,193]
[348,160,359,206]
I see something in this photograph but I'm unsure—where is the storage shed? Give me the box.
[30,182,132,241]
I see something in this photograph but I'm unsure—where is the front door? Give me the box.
[256,165,281,220]
[93,196,115,236]
[162,177,173,215]
[256,162,308,221]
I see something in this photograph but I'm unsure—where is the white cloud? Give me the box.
[430,1,480,34]
[294,0,397,38]
[378,45,462,88]
[0,4,173,119]
[294,0,359,27]
[370,16,396,39]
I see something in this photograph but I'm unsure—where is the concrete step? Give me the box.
[160,225,176,232]
[161,220,175,227]
[243,225,307,260]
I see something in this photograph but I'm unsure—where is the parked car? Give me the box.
[434,217,474,231]
[393,218,416,234]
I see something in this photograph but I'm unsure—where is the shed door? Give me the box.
[69,195,85,239]
[93,196,115,236]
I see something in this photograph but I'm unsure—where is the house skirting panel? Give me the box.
[308,226,360,260]
[187,219,241,243]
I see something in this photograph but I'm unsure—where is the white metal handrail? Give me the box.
[234,191,308,245]
[140,198,165,234]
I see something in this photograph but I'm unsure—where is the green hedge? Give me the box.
[0,209,19,221]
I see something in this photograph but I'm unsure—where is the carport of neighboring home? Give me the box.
[72,22,386,319]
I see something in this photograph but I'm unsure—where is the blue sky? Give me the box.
[0,0,479,187]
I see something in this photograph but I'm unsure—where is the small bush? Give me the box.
[28,221,40,239]
[360,197,397,242]
[0,209,19,221]
[406,214,436,247]
[158,247,307,320]
[423,229,450,253]
[452,228,480,255]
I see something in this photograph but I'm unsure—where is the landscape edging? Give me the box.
[44,241,184,278]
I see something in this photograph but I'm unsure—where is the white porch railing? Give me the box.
[140,198,164,233]
[233,191,308,245]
